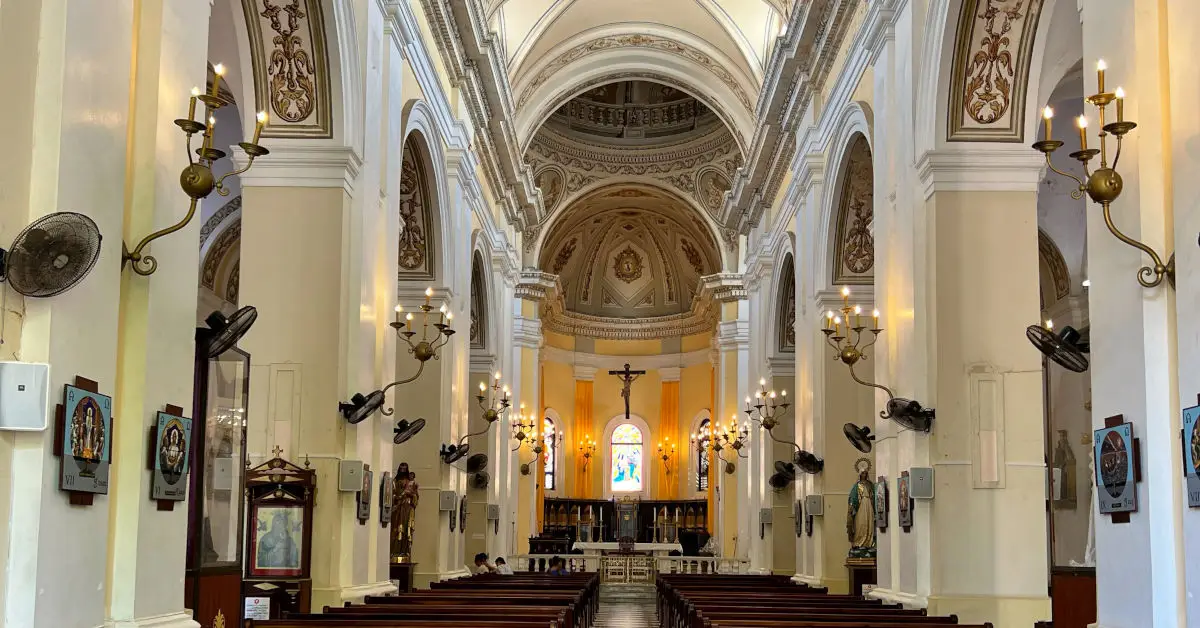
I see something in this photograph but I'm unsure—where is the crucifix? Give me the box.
[608,363,645,421]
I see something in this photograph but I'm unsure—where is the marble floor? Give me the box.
[595,584,658,628]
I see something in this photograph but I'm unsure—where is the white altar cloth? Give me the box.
[573,542,682,554]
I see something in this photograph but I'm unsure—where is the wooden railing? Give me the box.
[513,554,750,577]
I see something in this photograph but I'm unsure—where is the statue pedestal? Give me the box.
[390,562,417,593]
[845,558,877,596]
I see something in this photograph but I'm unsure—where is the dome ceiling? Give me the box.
[538,184,720,319]
[544,80,720,145]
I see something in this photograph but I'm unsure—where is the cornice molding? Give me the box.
[469,350,497,374]
[916,147,1045,200]
[513,316,543,349]
[542,346,712,372]
[766,356,796,377]
[812,287,874,312]
[658,367,682,382]
[715,320,751,351]
[698,273,748,303]
[235,144,362,193]
[515,270,560,301]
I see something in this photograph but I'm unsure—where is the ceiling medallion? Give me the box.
[613,246,644,283]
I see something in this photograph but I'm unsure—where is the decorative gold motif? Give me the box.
[213,610,226,628]
[1037,229,1071,300]
[226,261,241,304]
[536,167,564,211]
[612,246,644,283]
[680,239,704,275]
[778,255,795,352]
[201,219,242,291]
[398,142,433,276]
[552,237,578,274]
[833,135,874,283]
[470,258,485,348]
[949,0,1044,141]
[517,35,753,112]
[261,0,317,122]
[696,168,731,213]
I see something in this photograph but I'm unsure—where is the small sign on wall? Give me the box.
[244,596,270,620]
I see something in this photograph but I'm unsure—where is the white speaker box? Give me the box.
[909,467,935,499]
[211,457,235,490]
[805,494,824,516]
[439,490,457,511]
[339,460,364,492]
[759,508,773,525]
[0,362,50,431]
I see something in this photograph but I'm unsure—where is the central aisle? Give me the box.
[595,584,658,628]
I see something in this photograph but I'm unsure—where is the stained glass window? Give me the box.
[543,416,556,491]
[697,418,711,491]
[611,424,643,493]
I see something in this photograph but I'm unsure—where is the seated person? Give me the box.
[473,552,497,574]
[546,556,569,575]
[495,556,514,575]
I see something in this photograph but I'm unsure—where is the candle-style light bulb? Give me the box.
[872,309,880,329]
[781,390,788,397]
[210,63,225,98]
[1045,319,1054,330]
[825,310,834,330]
[1096,59,1107,93]
[1077,116,1089,151]
[445,311,453,322]
[1114,87,1125,122]
[394,304,402,322]
[495,371,502,380]
[479,381,487,392]
[1042,106,1054,140]
[405,312,413,331]
[188,86,201,120]
[253,110,268,144]
[759,377,766,387]
[424,287,433,303]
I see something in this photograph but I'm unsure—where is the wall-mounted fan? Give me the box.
[440,443,470,464]
[1026,324,1089,373]
[201,306,257,358]
[0,212,102,298]
[843,423,875,453]
[882,397,935,432]
[393,418,425,443]
[339,391,385,425]
[769,461,795,490]
[470,471,491,490]
[723,461,736,475]
[520,462,532,476]
[793,450,824,474]
[466,453,489,473]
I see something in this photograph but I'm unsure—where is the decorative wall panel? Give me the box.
[398,141,436,279]
[947,0,1045,142]
[832,135,874,285]
[777,255,795,354]
[242,0,333,138]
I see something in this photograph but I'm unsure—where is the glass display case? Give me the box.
[186,343,250,628]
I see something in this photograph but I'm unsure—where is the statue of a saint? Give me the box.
[390,462,420,562]
[847,458,876,560]
[1052,429,1078,510]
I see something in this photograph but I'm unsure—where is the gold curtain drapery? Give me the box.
[657,380,680,499]
[536,364,545,531]
[573,379,594,498]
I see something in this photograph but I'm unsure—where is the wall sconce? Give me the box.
[691,418,747,475]
[510,405,536,452]
[579,437,596,471]
[519,427,559,475]
[338,287,454,424]
[440,372,512,464]
[124,65,269,276]
[1033,60,1174,289]
[657,438,676,475]
[823,287,935,432]
[744,378,823,473]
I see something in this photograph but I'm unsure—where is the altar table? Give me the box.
[573,542,683,557]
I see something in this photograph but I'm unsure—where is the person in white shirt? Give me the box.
[495,557,514,575]
[473,552,497,574]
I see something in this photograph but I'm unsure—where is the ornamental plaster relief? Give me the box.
[241,0,333,138]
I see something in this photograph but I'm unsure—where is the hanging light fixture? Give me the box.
[743,378,823,473]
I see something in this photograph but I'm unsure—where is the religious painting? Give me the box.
[1051,429,1078,510]
[875,476,889,532]
[250,505,305,577]
[897,471,913,530]
[151,411,193,501]
[611,424,644,493]
[357,464,373,524]
[1095,423,1137,514]
[379,471,393,527]
[60,385,112,494]
[1184,401,1200,508]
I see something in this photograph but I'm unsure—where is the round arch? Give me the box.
[600,414,653,499]
[687,409,713,496]
[772,251,796,357]
[400,100,453,284]
[815,101,873,293]
[542,407,564,494]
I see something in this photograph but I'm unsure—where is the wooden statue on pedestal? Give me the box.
[389,462,419,592]
[845,458,878,595]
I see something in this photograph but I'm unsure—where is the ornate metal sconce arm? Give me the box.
[1096,201,1175,288]
[377,361,428,416]
[122,198,202,276]
[847,362,895,401]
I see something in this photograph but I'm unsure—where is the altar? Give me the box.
[573,541,683,557]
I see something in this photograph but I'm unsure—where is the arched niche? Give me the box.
[829,134,874,287]
[776,253,796,355]
[470,251,489,351]
[397,134,439,281]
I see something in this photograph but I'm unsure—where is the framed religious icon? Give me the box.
[379,471,393,527]
[59,384,113,495]
[151,411,192,500]
[245,453,315,580]
[357,464,373,524]
[875,476,889,532]
[897,471,913,531]
[1095,420,1137,515]
[1183,397,1200,508]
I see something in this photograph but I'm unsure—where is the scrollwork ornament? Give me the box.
[260,0,318,123]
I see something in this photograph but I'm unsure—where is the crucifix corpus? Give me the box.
[609,363,646,421]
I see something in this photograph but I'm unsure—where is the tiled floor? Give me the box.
[594,584,658,628]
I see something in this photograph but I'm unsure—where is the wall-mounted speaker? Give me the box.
[759,508,773,525]
[439,490,457,511]
[486,504,500,521]
[338,460,364,492]
[909,467,935,499]
[0,362,49,431]
[805,494,824,516]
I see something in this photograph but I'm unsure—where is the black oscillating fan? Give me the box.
[723,461,736,475]
[466,453,489,473]
[201,306,257,358]
[339,391,385,424]
[440,443,470,464]
[882,397,935,432]
[393,418,426,443]
[1026,324,1089,373]
[844,423,875,453]
[470,471,491,490]
[0,212,102,297]
[769,462,795,490]
[520,463,532,476]
[793,450,825,474]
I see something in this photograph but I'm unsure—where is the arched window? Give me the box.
[543,416,557,491]
[696,418,711,491]
[610,424,644,493]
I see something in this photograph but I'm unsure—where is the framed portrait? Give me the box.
[1184,401,1200,508]
[379,471,393,527]
[60,385,113,494]
[249,504,305,577]
[151,411,192,501]
[875,476,889,532]
[357,464,373,524]
[897,471,913,530]
[1095,423,1137,514]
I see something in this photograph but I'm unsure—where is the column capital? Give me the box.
[658,367,682,382]
[573,364,597,381]
[235,143,363,195]
[513,316,543,349]
[699,273,748,303]
[715,320,750,351]
[916,147,1045,200]
[515,270,560,302]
